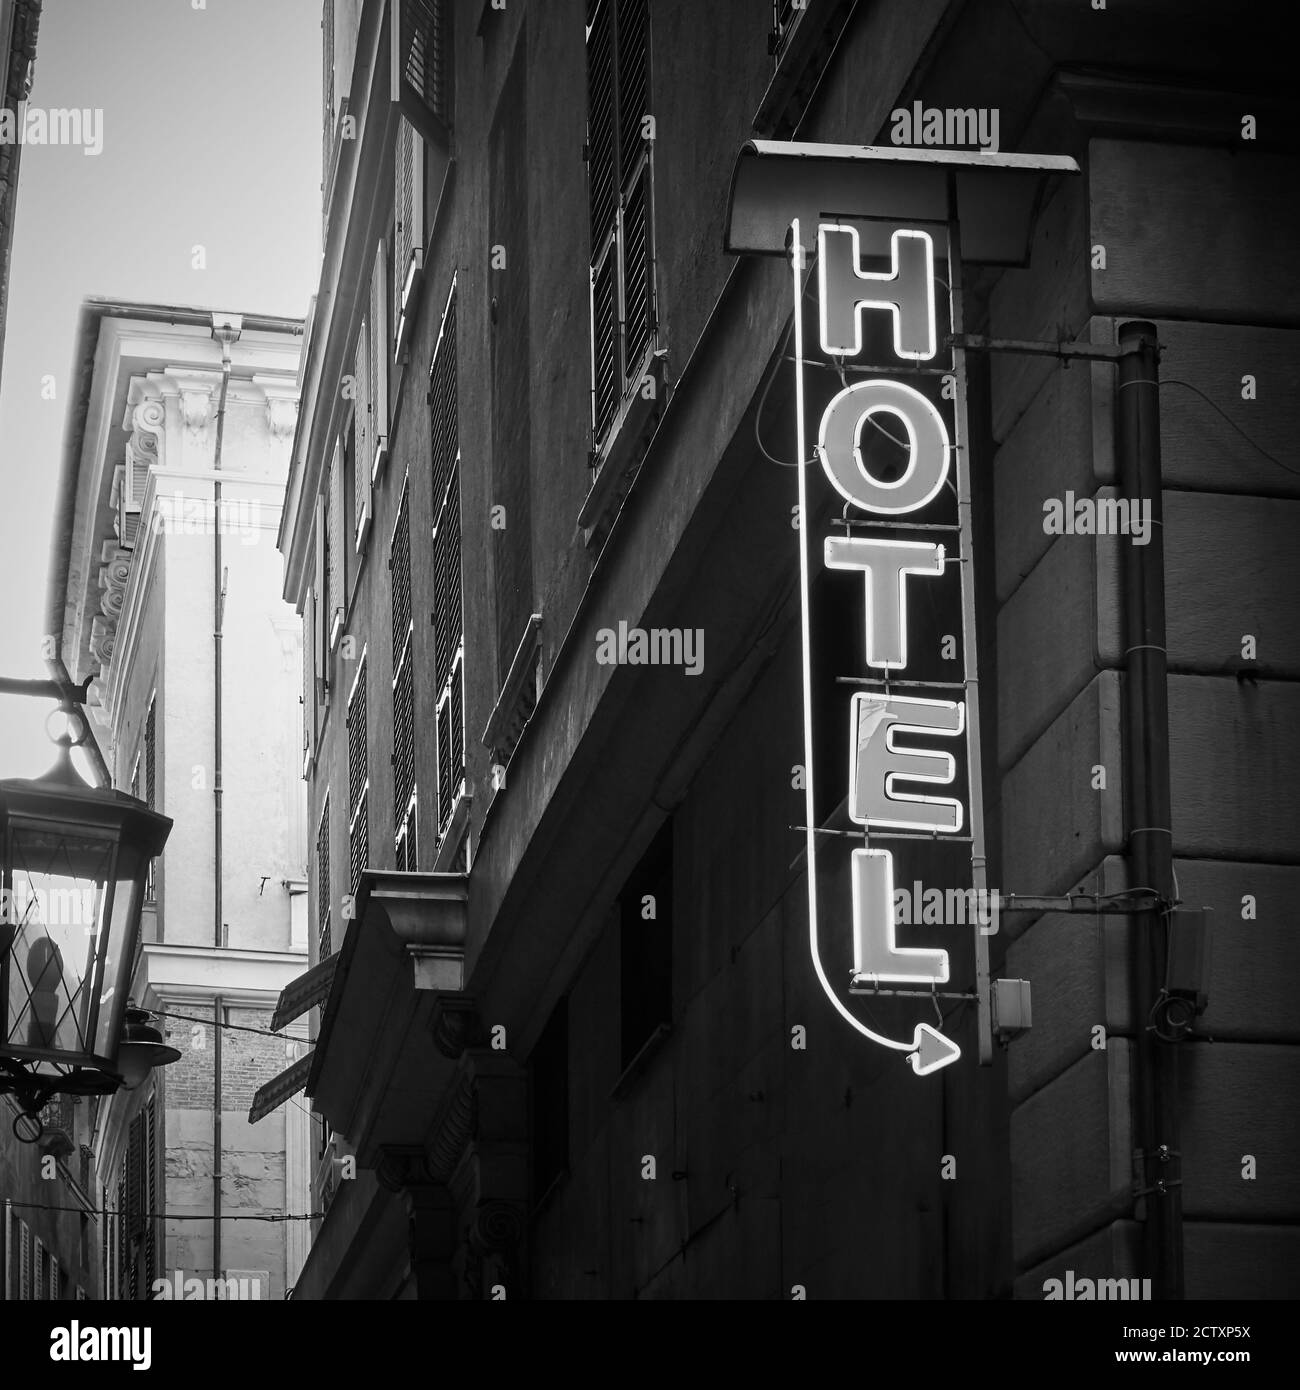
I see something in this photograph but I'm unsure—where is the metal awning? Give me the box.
[249,1051,314,1124]
[724,140,1080,266]
[271,953,339,1032]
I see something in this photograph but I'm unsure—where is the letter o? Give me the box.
[817,379,950,514]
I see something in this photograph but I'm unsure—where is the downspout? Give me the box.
[209,319,239,1282]
[213,995,223,1282]
[212,329,235,950]
[1117,320,1182,1300]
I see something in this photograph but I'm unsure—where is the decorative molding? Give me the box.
[266,395,300,442]
[179,385,214,438]
[428,994,483,1061]
[374,1144,437,1194]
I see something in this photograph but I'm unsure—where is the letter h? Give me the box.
[818,224,936,361]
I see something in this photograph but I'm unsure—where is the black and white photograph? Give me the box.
[0,0,1295,1359]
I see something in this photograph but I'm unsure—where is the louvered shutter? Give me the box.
[125,440,152,508]
[19,1222,31,1300]
[328,443,344,635]
[587,0,618,438]
[586,0,654,443]
[371,243,389,478]
[144,699,156,807]
[348,658,369,895]
[391,484,416,844]
[302,586,314,768]
[394,120,425,349]
[317,796,332,958]
[143,1097,158,1290]
[314,495,329,681]
[353,325,371,547]
[394,0,449,127]
[617,0,653,386]
[428,288,463,835]
[50,1254,60,1301]
[323,0,336,181]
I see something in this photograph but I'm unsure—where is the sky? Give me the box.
[0,0,320,777]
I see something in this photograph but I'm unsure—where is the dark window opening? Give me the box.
[618,817,673,1070]
[529,997,569,1203]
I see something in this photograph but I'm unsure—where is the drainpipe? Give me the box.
[209,317,239,1283]
[212,327,236,950]
[213,995,223,1282]
[1117,320,1182,1300]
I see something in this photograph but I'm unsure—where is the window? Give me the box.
[394,119,426,361]
[586,0,656,446]
[391,482,418,870]
[316,796,332,959]
[429,285,465,839]
[347,656,369,897]
[619,819,673,1069]
[529,998,568,1202]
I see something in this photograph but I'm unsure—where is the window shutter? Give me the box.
[391,483,416,850]
[371,243,388,478]
[33,1238,44,1300]
[587,0,655,443]
[323,0,336,180]
[353,327,372,548]
[143,1096,158,1291]
[394,120,425,353]
[587,0,616,254]
[50,1253,60,1301]
[314,496,329,685]
[144,698,157,808]
[20,1224,31,1300]
[316,796,332,959]
[328,443,344,636]
[347,657,369,896]
[616,0,652,385]
[394,0,450,131]
[302,587,314,768]
[428,287,463,836]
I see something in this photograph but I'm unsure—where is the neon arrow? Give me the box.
[910,1023,962,1076]
[790,218,961,1079]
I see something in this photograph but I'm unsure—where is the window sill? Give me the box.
[481,613,543,769]
[752,0,855,139]
[433,790,472,872]
[578,348,669,549]
[609,1022,672,1101]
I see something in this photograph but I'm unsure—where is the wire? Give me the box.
[154,1010,295,1041]
[6,1199,321,1222]
[753,246,821,468]
[1158,378,1300,479]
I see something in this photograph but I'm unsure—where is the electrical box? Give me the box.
[991,977,1032,1041]
[1166,907,1211,1012]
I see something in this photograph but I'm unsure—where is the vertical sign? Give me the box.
[791,216,988,1075]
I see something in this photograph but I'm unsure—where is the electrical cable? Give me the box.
[6,1199,320,1221]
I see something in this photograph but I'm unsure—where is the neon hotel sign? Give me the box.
[791,217,986,1076]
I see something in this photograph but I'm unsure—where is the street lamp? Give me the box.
[0,696,174,1128]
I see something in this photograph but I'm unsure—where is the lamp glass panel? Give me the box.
[3,826,116,1064]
